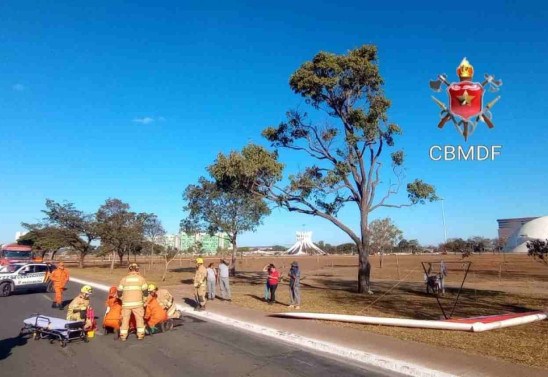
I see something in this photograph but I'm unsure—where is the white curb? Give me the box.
[70,277,455,377]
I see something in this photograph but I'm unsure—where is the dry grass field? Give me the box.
[71,253,548,369]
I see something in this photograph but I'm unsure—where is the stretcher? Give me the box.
[20,314,88,347]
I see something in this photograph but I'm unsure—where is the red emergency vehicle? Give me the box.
[0,243,33,266]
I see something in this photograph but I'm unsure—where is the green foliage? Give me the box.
[18,225,70,259]
[407,180,438,204]
[368,218,403,254]
[526,239,548,264]
[39,199,99,267]
[212,45,438,293]
[396,238,421,254]
[96,198,147,265]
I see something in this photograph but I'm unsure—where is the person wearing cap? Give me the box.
[288,261,301,309]
[144,283,168,334]
[67,285,94,329]
[193,258,207,311]
[49,262,70,309]
[117,263,148,341]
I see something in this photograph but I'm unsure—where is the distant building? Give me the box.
[497,217,539,241]
[498,216,548,253]
[162,234,180,250]
[160,232,232,255]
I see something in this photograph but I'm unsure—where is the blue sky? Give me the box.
[1,0,547,247]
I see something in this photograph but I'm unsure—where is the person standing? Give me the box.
[267,264,280,305]
[288,261,301,309]
[218,259,232,301]
[117,263,148,341]
[193,258,208,311]
[49,262,69,309]
[206,263,217,300]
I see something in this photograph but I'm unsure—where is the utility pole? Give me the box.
[441,198,447,243]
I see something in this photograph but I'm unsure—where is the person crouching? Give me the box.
[145,283,168,334]
[67,285,94,330]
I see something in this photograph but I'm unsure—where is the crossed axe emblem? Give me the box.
[429,73,502,141]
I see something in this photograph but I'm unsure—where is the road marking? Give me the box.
[70,276,456,377]
[41,294,53,302]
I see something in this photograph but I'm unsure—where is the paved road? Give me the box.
[0,283,399,377]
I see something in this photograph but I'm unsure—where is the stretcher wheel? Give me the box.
[50,339,55,344]
[33,332,40,341]
[60,340,67,348]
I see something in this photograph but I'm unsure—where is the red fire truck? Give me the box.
[0,243,34,266]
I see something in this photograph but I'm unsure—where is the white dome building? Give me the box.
[504,216,548,253]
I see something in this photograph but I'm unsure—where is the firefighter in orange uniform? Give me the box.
[103,286,123,333]
[144,284,168,334]
[50,262,69,309]
[117,263,148,341]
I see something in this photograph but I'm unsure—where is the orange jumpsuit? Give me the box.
[144,296,168,328]
[103,287,123,331]
[49,267,69,305]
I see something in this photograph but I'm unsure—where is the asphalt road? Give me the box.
[0,283,399,377]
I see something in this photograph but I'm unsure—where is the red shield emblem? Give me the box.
[447,81,483,121]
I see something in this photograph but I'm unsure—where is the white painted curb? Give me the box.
[70,277,455,377]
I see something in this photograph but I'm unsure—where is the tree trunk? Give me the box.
[379,252,383,268]
[110,250,116,270]
[357,215,371,294]
[230,239,237,277]
[78,253,85,269]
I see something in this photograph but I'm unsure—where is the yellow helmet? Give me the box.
[129,263,139,271]
[147,283,157,292]
[195,257,204,264]
[81,285,93,294]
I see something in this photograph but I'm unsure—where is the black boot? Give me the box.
[51,302,58,309]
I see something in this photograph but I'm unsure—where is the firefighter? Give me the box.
[117,263,148,341]
[67,285,94,329]
[193,258,207,311]
[103,286,123,333]
[49,262,70,309]
[144,284,168,334]
[157,286,181,319]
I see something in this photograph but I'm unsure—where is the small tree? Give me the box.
[526,239,548,264]
[368,218,402,267]
[183,176,270,276]
[162,246,179,281]
[142,213,166,268]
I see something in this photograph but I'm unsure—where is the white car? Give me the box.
[0,263,54,297]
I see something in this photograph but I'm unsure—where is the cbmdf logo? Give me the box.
[428,58,503,161]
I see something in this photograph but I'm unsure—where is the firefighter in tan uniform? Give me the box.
[66,285,93,329]
[193,258,207,311]
[117,263,148,341]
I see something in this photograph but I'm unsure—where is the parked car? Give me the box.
[0,263,55,297]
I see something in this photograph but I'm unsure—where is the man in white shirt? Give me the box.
[218,259,232,301]
[206,263,217,300]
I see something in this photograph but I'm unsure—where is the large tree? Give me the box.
[211,45,437,293]
[96,198,146,269]
[182,176,270,276]
[40,199,99,268]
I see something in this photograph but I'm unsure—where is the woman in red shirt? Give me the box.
[267,264,280,305]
